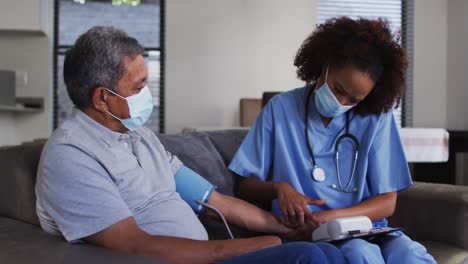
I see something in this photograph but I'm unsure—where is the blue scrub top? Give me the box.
[228,87,412,227]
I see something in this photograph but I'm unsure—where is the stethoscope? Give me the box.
[304,86,360,193]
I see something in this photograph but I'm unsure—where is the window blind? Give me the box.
[402,0,413,127]
[53,0,165,132]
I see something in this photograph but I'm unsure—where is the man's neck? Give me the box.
[81,107,128,133]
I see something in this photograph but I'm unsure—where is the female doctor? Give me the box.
[228,17,435,264]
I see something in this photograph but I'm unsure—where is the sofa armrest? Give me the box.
[389,182,468,250]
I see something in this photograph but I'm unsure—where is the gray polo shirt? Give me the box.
[35,109,208,242]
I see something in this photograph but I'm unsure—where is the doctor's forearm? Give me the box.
[315,192,397,222]
[237,177,280,204]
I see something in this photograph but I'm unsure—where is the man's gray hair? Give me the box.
[63,26,144,109]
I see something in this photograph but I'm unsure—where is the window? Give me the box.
[317,0,413,127]
[53,0,165,132]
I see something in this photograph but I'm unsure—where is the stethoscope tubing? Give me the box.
[304,85,360,193]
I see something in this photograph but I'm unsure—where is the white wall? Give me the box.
[446,0,468,185]
[0,113,15,146]
[0,0,53,146]
[412,0,448,128]
[412,0,468,185]
[166,0,316,133]
[446,0,468,130]
[165,0,458,133]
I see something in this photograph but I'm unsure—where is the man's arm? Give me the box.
[173,165,290,234]
[84,217,281,264]
[204,191,291,235]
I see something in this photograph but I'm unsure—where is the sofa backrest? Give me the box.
[157,129,248,196]
[0,142,44,226]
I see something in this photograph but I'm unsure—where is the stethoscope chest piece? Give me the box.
[312,166,326,182]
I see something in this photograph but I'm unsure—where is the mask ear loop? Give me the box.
[324,65,329,83]
[314,65,330,90]
[103,88,127,121]
[104,87,127,100]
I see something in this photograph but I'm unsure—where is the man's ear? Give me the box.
[91,87,108,113]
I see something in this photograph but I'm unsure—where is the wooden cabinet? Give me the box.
[0,0,50,34]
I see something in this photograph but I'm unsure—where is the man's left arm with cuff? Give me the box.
[207,191,291,235]
[174,166,290,235]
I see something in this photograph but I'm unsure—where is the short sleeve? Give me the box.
[165,150,183,174]
[367,112,412,196]
[228,100,275,181]
[36,144,132,242]
[142,126,183,174]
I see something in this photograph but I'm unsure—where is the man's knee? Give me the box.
[337,239,385,264]
[220,242,329,264]
[284,242,328,263]
[315,242,346,264]
[282,242,344,263]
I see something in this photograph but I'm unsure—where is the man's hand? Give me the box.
[274,182,326,226]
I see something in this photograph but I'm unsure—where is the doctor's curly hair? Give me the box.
[294,17,408,115]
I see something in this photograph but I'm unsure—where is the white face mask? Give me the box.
[105,86,153,131]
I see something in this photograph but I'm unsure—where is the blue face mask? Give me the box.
[314,67,353,118]
[105,86,153,131]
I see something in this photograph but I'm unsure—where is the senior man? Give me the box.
[35,27,344,264]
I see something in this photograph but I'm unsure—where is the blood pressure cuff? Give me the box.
[175,166,217,215]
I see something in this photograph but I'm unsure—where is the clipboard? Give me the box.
[325,227,403,243]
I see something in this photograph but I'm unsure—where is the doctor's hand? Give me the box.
[274,182,326,227]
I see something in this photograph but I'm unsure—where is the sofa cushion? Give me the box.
[0,142,44,226]
[204,129,248,166]
[420,241,468,264]
[157,131,237,196]
[390,182,468,251]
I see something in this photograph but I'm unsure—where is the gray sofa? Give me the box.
[1,129,467,263]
